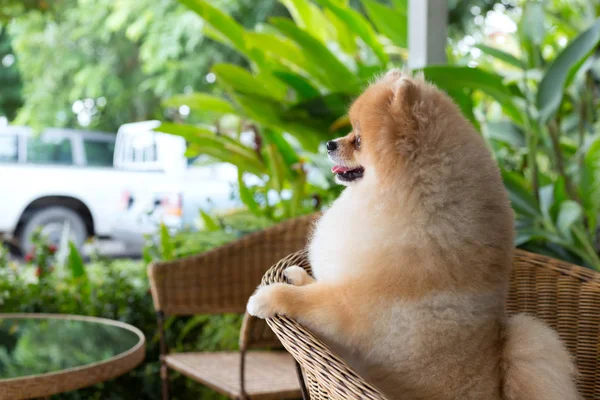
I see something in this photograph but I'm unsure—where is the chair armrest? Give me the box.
[262,250,389,400]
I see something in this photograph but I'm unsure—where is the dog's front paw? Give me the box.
[247,284,283,319]
[284,265,313,286]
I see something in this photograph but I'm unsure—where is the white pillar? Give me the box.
[408,0,448,69]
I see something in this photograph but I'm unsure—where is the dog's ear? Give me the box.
[384,68,403,81]
[386,77,423,158]
[388,77,421,133]
[390,77,420,111]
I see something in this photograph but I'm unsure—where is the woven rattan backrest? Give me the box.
[508,250,600,399]
[147,214,317,316]
[263,249,600,400]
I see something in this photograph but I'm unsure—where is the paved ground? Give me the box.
[83,239,141,259]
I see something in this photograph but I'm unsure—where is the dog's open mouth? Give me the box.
[332,165,365,182]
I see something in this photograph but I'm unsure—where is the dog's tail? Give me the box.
[501,314,580,400]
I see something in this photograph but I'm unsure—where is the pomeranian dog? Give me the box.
[247,70,579,400]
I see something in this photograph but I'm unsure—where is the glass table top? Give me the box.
[0,315,142,379]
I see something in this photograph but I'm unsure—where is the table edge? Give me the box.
[0,313,146,399]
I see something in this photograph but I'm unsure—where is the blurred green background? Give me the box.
[1,0,600,398]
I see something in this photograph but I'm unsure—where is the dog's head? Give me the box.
[328,69,440,187]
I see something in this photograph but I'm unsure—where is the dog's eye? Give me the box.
[355,135,361,149]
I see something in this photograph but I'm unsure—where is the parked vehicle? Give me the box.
[0,122,237,254]
[0,126,123,252]
[109,121,239,251]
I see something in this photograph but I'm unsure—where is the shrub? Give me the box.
[0,212,271,399]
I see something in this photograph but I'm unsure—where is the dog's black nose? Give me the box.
[326,141,337,151]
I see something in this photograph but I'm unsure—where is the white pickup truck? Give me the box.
[0,122,237,253]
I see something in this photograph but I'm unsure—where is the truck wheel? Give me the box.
[19,207,88,254]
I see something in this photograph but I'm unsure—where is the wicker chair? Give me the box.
[147,214,318,400]
[261,249,600,400]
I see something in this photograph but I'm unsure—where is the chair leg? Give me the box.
[160,363,170,400]
[295,361,310,400]
[157,311,170,400]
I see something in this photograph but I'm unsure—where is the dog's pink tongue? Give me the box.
[332,165,350,174]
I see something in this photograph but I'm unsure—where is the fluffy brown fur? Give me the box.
[247,70,580,400]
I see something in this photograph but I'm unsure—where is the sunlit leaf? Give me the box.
[539,184,554,222]
[580,135,600,230]
[178,0,246,53]
[475,44,523,68]
[486,121,525,148]
[199,210,220,232]
[68,242,86,279]
[390,0,407,13]
[538,19,600,123]
[269,17,360,92]
[445,88,478,129]
[501,170,541,219]
[290,167,307,217]
[272,71,321,100]
[515,228,563,247]
[325,8,357,54]
[315,0,388,65]
[159,224,174,261]
[520,1,545,46]
[212,63,287,101]
[261,128,301,168]
[163,93,236,115]
[423,65,526,126]
[280,0,333,43]
[361,0,407,47]
[245,32,319,79]
[550,177,568,222]
[557,200,583,241]
[158,122,266,176]
[238,172,260,214]
[263,143,287,191]
[232,93,324,151]
[290,92,353,123]
[329,114,350,132]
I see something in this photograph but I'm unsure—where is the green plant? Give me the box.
[0,242,11,269]
[142,209,274,262]
[0,26,22,120]
[459,2,600,269]
[166,0,600,269]
[157,0,411,221]
[22,228,57,281]
[0,217,275,399]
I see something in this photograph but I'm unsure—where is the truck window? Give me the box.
[26,136,73,165]
[84,139,115,167]
[0,135,18,163]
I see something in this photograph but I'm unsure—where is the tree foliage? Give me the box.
[0,0,51,22]
[6,0,282,131]
[0,27,21,120]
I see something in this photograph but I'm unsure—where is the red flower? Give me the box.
[24,253,34,262]
[48,244,58,254]
[35,267,41,277]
